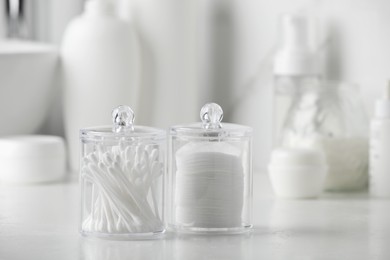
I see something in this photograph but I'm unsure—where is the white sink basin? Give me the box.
[0,40,58,135]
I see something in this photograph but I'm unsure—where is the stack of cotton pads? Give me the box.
[175,142,244,228]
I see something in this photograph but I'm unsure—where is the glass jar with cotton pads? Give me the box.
[167,103,253,234]
[79,105,165,239]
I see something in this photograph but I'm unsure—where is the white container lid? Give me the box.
[269,147,326,167]
[268,147,328,199]
[0,135,66,184]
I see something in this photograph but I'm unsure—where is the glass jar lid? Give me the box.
[170,103,252,139]
[80,105,165,142]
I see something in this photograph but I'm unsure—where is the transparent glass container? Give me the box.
[167,103,253,234]
[273,78,368,191]
[79,105,165,239]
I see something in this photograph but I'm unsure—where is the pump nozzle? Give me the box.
[280,15,310,50]
[273,14,319,76]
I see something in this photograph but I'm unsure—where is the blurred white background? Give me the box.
[3,0,390,173]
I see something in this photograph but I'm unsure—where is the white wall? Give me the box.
[33,0,84,137]
[38,0,390,173]
[198,0,390,173]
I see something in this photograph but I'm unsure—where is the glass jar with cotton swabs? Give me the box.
[79,105,165,239]
[167,103,253,234]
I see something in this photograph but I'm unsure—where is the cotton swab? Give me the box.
[81,142,163,234]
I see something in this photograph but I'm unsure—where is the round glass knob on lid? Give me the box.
[169,102,252,138]
[200,103,223,129]
[80,105,165,141]
[112,105,135,133]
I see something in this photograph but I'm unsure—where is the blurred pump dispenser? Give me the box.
[62,0,140,174]
[273,14,319,79]
[273,14,321,144]
[269,15,325,199]
[370,82,390,198]
[270,14,368,194]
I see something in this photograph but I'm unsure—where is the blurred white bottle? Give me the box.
[370,82,390,198]
[117,0,199,127]
[62,0,139,174]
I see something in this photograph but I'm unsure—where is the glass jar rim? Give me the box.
[169,122,252,138]
[80,125,166,141]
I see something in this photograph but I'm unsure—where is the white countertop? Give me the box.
[0,174,389,260]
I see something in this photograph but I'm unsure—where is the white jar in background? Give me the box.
[0,135,66,184]
[62,0,140,174]
[268,147,327,199]
[370,82,390,198]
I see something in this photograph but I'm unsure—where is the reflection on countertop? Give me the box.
[0,174,389,260]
